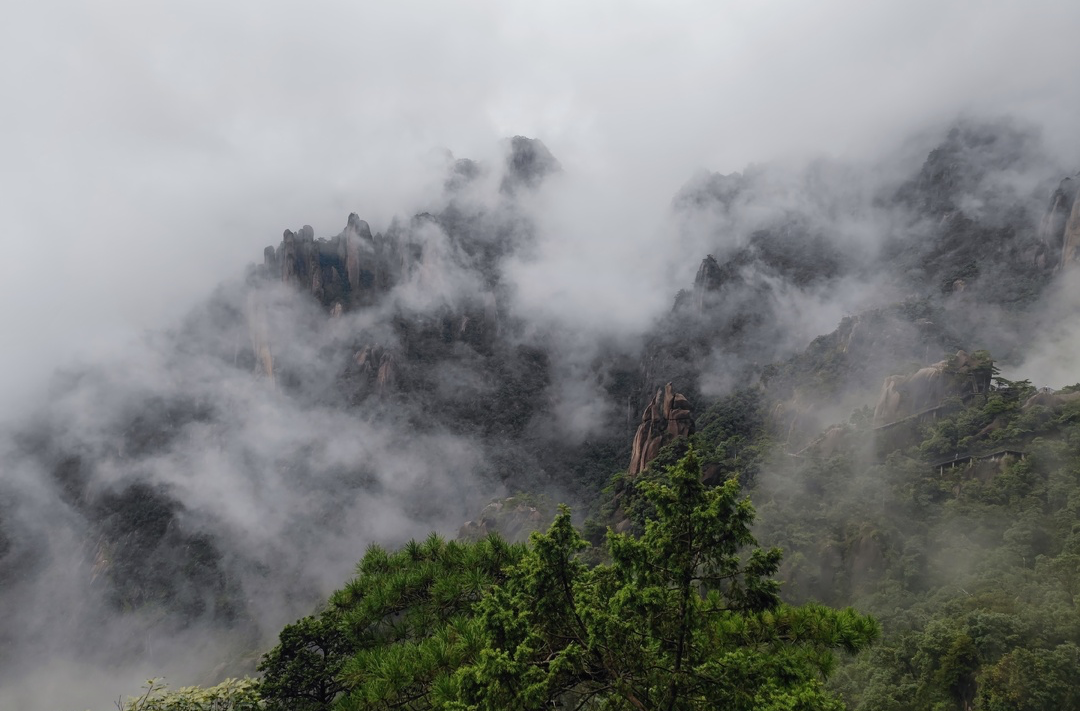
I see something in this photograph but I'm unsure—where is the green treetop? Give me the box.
[453,448,879,710]
[252,448,877,710]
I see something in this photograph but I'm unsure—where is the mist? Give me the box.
[3,2,1080,710]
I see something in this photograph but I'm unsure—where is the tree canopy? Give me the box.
[252,448,877,710]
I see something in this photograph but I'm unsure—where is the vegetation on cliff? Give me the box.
[118,351,1080,710]
[598,366,1080,710]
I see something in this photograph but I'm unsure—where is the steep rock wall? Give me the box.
[628,383,694,476]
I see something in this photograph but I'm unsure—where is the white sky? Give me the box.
[2,0,1079,407]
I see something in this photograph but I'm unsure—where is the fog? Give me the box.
[5,1,1080,405]
[3,2,1080,709]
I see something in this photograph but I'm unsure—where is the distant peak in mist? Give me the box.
[500,135,561,194]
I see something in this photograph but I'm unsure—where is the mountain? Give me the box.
[2,119,1079,709]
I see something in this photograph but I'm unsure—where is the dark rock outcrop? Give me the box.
[500,136,561,194]
[261,215,396,312]
[628,383,694,476]
[897,120,1043,217]
[692,255,726,313]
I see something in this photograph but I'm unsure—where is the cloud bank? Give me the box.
[2,3,1080,709]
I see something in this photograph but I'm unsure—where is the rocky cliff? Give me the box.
[1051,175,1080,268]
[256,214,398,312]
[872,350,993,426]
[7,123,1080,694]
[628,383,694,476]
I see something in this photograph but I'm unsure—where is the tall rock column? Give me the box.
[1038,174,1080,270]
[693,255,724,313]
[280,230,298,284]
[1061,187,1080,269]
[628,383,694,475]
[245,290,275,385]
[342,213,374,298]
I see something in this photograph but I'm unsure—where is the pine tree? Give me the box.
[260,532,524,711]
[454,447,879,710]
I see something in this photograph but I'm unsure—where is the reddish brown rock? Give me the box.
[628,383,695,476]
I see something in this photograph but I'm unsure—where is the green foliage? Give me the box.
[260,532,524,711]
[119,678,262,711]
[603,390,774,539]
[257,609,351,711]
[734,380,1080,710]
[979,644,1080,710]
[247,366,1080,710]
[454,449,878,710]
[251,450,877,710]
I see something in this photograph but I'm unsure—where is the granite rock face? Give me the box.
[872,350,992,426]
[1052,177,1080,269]
[628,383,694,476]
[260,214,399,312]
[1040,176,1078,255]
[246,209,501,392]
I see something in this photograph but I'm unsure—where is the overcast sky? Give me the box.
[2,0,1079,408]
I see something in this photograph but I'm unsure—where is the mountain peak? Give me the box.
[500,136,561,194]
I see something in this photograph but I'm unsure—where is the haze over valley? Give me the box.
[3,3,1080,709]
